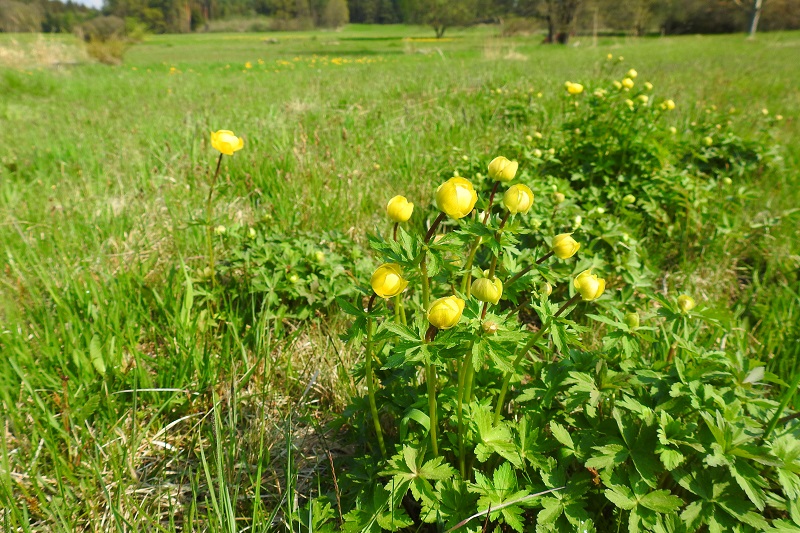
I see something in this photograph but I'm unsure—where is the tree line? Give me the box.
[1,0,798,39]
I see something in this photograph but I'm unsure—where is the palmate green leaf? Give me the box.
[473,406,522,466]
[380,445,456,508]
[772,434,800,500]
[604,485,636,510]
[423,479,478,527]
[470,463,531,533]
[585,442,628,470]
[639,490,683,513]
[549,422,574,451]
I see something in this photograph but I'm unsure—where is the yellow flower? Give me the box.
[644,82,653,91]
[435,177,478,219]
[573,269,606,301]
[533,148,543,158]
[677,294,695,314]
[245,61,252,69]
[703,136,713,147]
[553,192,566,204]
[624,312,640,329]
[214,225,226,235]
[211,130,244,156]
[621,78,634,90]
[427,295,465,329]
[625,99,634,109]
[552,233,580,259]
[669,126,677,135]
[370,263,408,299]
[622,194,636,205]
[627,69,638,79]
[502,184,534,214]
[386,195,414,222]
[663,99,676,111]
[471,276,503,305]
[565,81,584,95]
[487,156,519,182]
[637,94,649,104]
[607,53,613,60]
[613,80,622,90]
[761,108,769,115]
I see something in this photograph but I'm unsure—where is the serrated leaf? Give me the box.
[550,422,574,450]
[639,490,683,513]
[605,486,636,510]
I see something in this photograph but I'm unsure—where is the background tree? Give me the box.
[408,0,477,38]
[321,0,348,27]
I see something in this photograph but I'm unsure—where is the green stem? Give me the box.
[482,181,500,224]
[424,325,440,457]
[365,295,386,457]
[492,293,581,424]
[461,237,481,296]
[761,368,800,444]
[456,350,470,477]
[506,251,554,287]
[206,153,224,279]
[420,254,430,310]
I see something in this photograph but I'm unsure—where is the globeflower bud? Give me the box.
[435,177,478,219]
[471,276,503,305]
[370,263,408,299]
[482,321,499,335]
[553,192,566,204]
[663,99,676,111]
[644,82,653,91]
[487,156,519,182]
[622,194,636,205]
[541,282,553,297]
[288,273,299,283]
[677,294,695,314]
[703,136,713,147]
[427,296,465,330]
[627,69,638,79]
[624,312,640,330]
[622,78,634,90]
[669,127,677,135]
[211,130,244,156]
[552,233,580,259]
[386,195,414,222]
[533,148,543,158]
[564,81,584,95]
[502,184,534,214]
[637,94,649,104]
[314,251,326,264]
[613,80,622,90]
[573,269,606,301]
[723,177,733,185]
[248,227,257,239]
[214,225,227,235]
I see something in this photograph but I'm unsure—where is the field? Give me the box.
[1,25,800,532]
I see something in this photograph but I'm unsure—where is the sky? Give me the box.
[70,0,104,9]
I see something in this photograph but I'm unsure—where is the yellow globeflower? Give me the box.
[621,78,634,90]
[427,296,465,330]
[703,136,713,147]
[565,81,584,95]
[552,233,580,259]
[471,276,503,305]
[663,99,676,111]
[488,156,519,182]
[573,269,606,301]
[613,80,623,90]
[370,263,408,299]
[624,312,640,329]
[435,177,478,219]
[553,192,566,204]
[627,69,638,79]
[386,195,414,222]
[502,184,534,214]
[637,94,649,104]
[644,82,653,91]
[677,294,696,314]
[211,130,244,156]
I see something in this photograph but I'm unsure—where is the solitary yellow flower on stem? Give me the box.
[552,233,580,259]
[644,82,653,91]
[573,269,606,301]
[703,136,714,147]
[622,78,634,90]
[565,81,584,95]
[386,195,414,222]
[471,276,503,305]
[627,69,638,79]
[427,296,465,329]
[553,192,566,204]
[677,294,696,314]
[663,99,676,111]
[435,177,478,219]
[488,156,519,182]
[371,263,408,299]
[503,184,534,214]
[637,94,649,104]
[211,130,244,156]
[613,80,622,90]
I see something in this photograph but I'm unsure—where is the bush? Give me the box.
[321,0,349,28]
[78,15,125,42]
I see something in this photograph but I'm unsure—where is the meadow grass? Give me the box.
[1,26,799,530]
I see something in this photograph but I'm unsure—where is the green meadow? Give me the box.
[1,26,799,531]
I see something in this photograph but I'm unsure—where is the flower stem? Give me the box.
[392,222,399,242]
[456,348,471,477]
[365,295,386,457]
[482,181,500,224]
[462,183,501,294]
[492,293,582,425]
[506,251,554,287]
[424,325,439,457]
[760,367,800,445]
[206,153,224,280]
[420,213,445,310]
